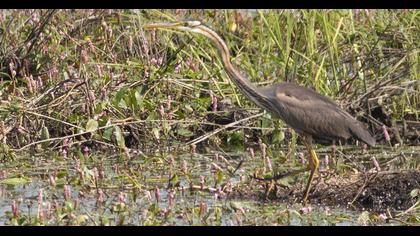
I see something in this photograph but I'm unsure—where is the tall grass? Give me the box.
[0,9,418,153]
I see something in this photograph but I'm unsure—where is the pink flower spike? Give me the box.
[64,185,71,201]
[298,152,305,164]
[372,157,381,172]
[11,200,19,218]
[83,146,90,157]
[61,149,68,159]
[379,213,387,221]
[118,192,126,204]
[97,189,105,204]
[48,174,56,187]
[300,205,313,214]
[382,125,390,141]
[154,187,161,204]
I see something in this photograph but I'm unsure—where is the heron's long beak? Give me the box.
[143,22,183,30]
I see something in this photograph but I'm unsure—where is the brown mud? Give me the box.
[232,169,420,213]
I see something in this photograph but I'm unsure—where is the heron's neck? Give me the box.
[197,26,268,106]
[222,59,266,105]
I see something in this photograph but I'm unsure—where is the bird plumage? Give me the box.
[257,82,376,146]
[144,20,376,203]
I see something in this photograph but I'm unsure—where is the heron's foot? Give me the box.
[331,144,337,163]
[263,180,277,200]
[302,149,320,204]
[251,167,308,181]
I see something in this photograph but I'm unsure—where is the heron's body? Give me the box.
[144,20,376,203]
[256,82,376,146]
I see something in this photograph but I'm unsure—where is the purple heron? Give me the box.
[144,20,376,203]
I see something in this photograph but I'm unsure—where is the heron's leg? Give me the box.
[331,141,336,159]
[274,167,308,179]
[302,136,320,204]
[329,140,337,169]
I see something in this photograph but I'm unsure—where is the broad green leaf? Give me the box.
[115,86,128,104]
[410,189,419,198]
[0,177,30,185]
[103,127,114,141]
[169,174,178,186]
[177,127,193,137]
[57,170,67,178]
[229,201,244,212]
[272,130,285,144]
[216,170,223,184]
[134,91,144,110]
[86,119,98,132]
[63,201,74,213]
[41,127,50,149]
[114,126,125,148]
[152,128,160,140]
[76,215,89,225]
[227,131,244,147]
[357,211,370,225]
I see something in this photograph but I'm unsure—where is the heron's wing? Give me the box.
[269,82,375,146]
[274,82,339,108]
[276,97,351,140]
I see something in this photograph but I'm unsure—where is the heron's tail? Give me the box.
[348,118,376,147]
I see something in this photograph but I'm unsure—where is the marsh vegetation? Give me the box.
[0,9,419,225]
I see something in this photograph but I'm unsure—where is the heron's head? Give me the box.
[143,20,204,33]
[143,20,229,61]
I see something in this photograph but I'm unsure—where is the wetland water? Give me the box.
[0,145,418,225]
